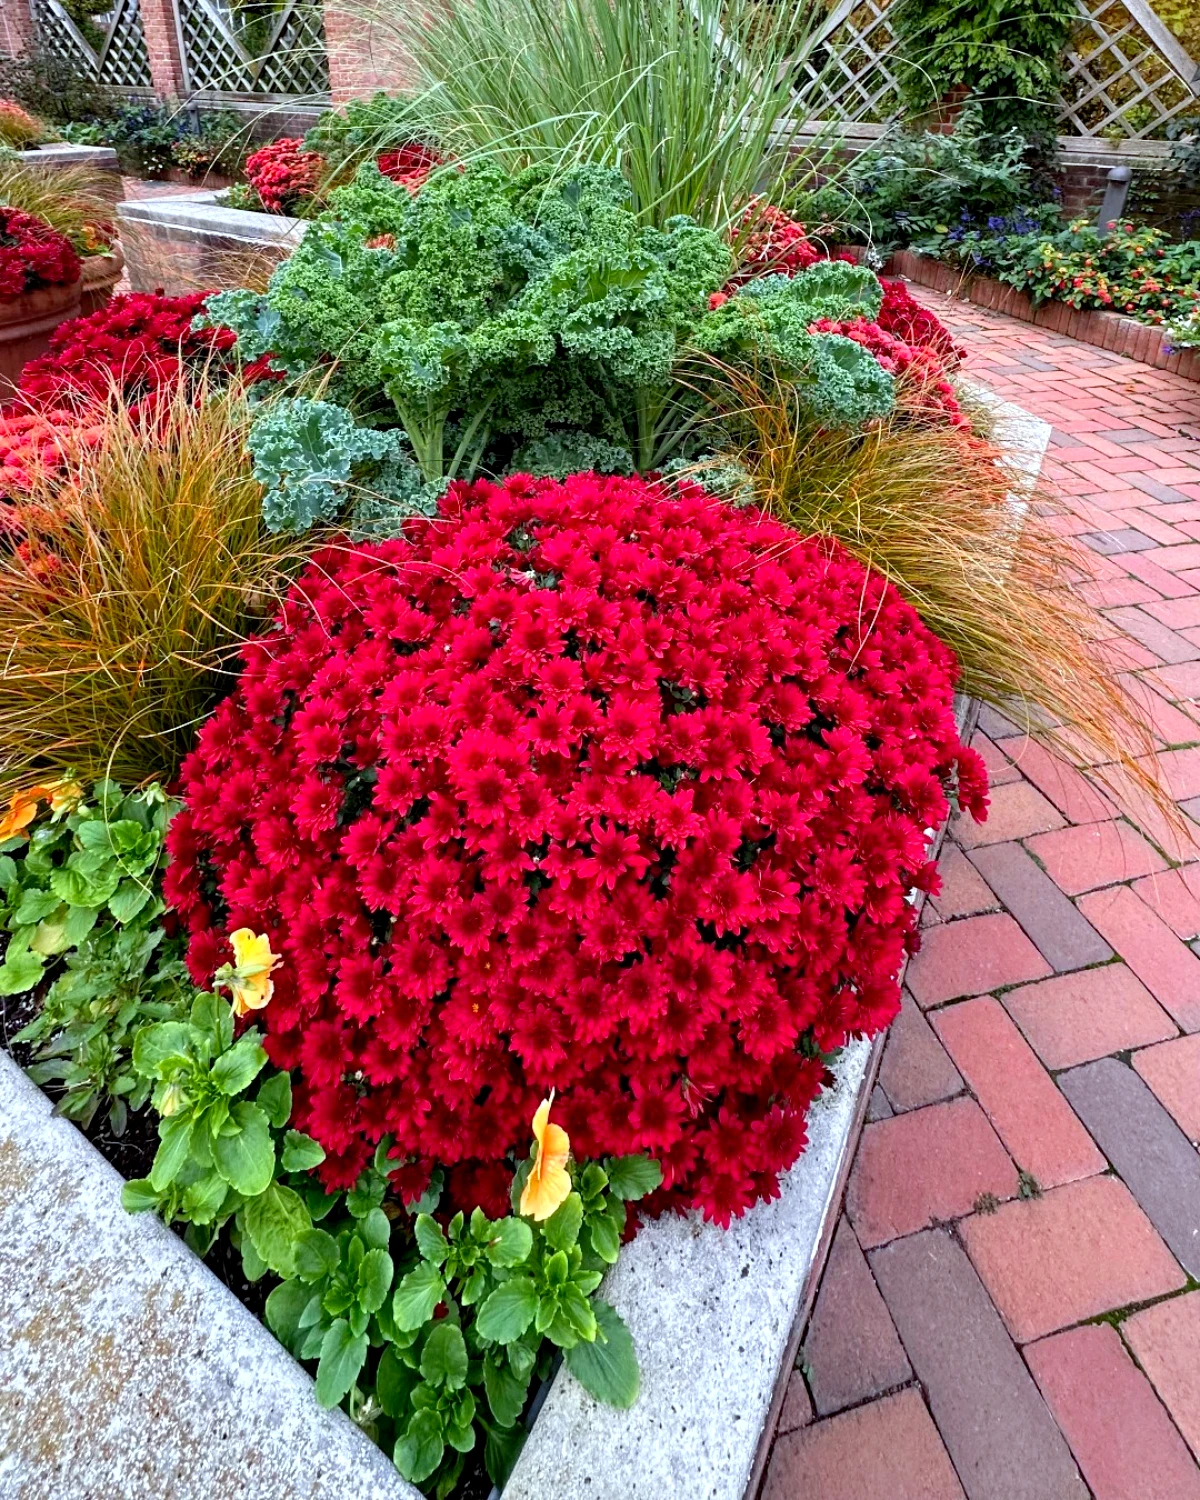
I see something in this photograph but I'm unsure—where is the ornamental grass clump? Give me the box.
[0,373,307,792]
[0,156,114,256]
[370,0,828,230]
[718,364,1161,799]
[165,470,987,1226]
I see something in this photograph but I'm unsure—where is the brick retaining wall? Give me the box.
[889,249,1200,383]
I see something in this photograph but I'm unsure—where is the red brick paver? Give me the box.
[761,286,1200,1500]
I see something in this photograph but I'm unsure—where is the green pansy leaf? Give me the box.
[564,1300,639,1408]
[483,1353,529,1428]
[376,1343,419,1419]
[211,1032,268,1097]
[541,1192,583,1253]
[414,1212,449,1265]
[507,1339,536,1381]
[391,1261,446,1332]
[61,902,99,947]
[108,878,153,924]
[180,1169,231,1226]
[121,1177,160,1213]
[445,1388,476,1452]
[0,942,45,994]
[149,1113,194,1191]
[604,1155,663,1201]
[12,887,62,925]
[132,1021,195,1078]
[212,1101,275,1197]
[241,1234,268,1283]
[265,1278,312,1354]
[294,1226,340,1281]
[483,1419,526,1490]
[475,1275,538,1344]
[360,1206,391,1251]
[243,1181,312,1277]
[315,1317,368,1408]
[282,1130,327,1173]
[50,864,120,909]
[395,1407,444,1485]
[420,1321,468,1389]
[357,1246,394,1314]
[486,1216,533,1268]
[256,1070,292,1127]
[587,1211,621,1265]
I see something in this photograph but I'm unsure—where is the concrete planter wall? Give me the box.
[0,396,1049,1500]
[891,248,1200,383]
[117,191,306,296]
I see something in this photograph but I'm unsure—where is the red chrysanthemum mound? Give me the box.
[17,291,234,410]
[877,278,964,366]
[245,137,324,215]
[728,201,822,288]
[808,315,968,427]
[165,472,988,1225]
[0,208,80,299]
[376,143,441,195]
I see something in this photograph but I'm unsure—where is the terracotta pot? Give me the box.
[80,246,125,317]
[0,278,82,390]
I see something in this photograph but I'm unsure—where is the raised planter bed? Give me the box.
[0,392,1049,1498]
[890,248,1200,382]
[117,190,306,296]
[80,247,125,317]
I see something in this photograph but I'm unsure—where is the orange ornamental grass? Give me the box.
[706,361,1170,819]
[0,369,311,793]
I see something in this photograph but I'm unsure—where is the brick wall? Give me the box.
[323,0,415,103]
[0,0,35,62]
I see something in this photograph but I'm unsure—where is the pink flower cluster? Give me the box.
[166,471,987,1225]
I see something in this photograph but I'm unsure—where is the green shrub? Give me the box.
[889,0,1077,141]
[824,105,1058,250]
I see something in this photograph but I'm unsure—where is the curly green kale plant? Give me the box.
[207,160,896,531]
[695,264,896,429]
[2,780,190,1133]
[248,396,436,533]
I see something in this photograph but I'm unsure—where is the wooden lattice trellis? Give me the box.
[1062,0,1200,138]
[28,0,153,89]
[174,0,329,99]
[798,0,1200,138]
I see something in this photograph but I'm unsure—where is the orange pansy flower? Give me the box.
[519,1089,572,1221]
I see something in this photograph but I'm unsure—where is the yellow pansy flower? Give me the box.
[217,928,281,1018]
[519,1089,572,1221]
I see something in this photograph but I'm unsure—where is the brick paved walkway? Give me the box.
[761,289,1200,1500]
